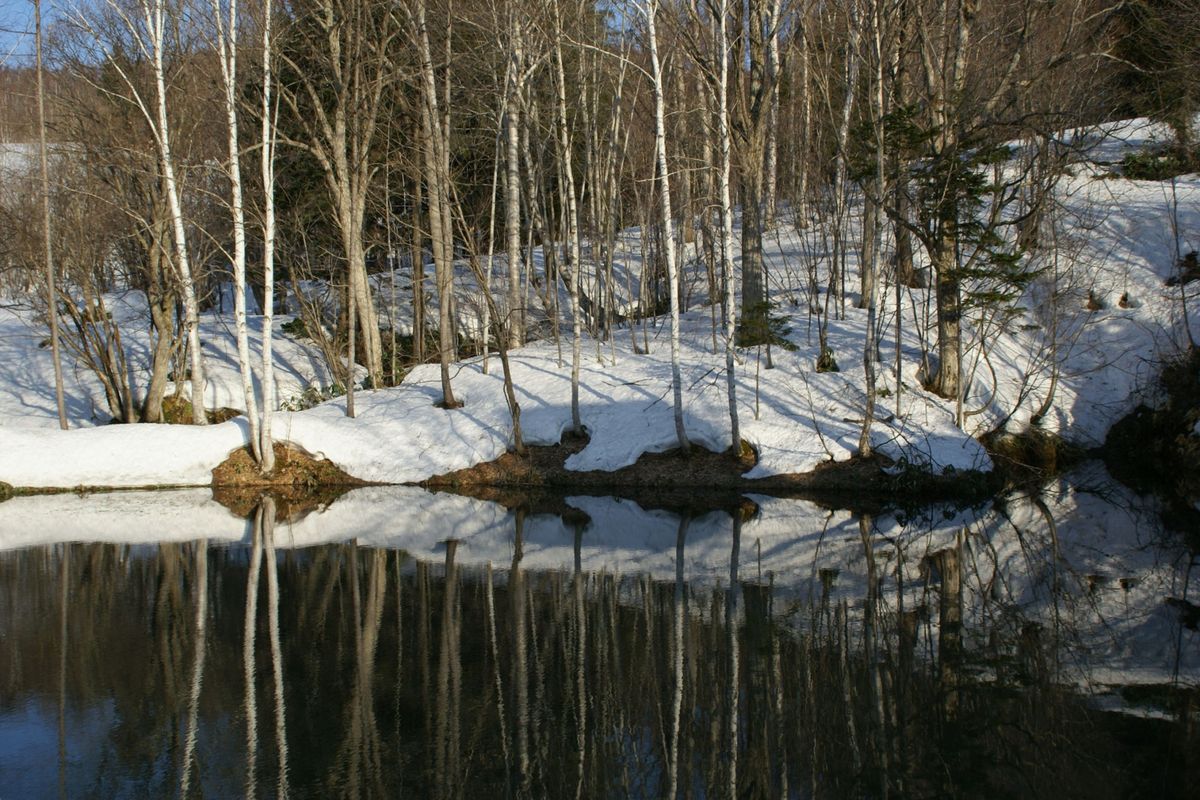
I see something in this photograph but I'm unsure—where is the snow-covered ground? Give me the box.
[0,295,339,428]
[1,118,1198,488]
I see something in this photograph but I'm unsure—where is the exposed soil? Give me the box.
[213,441,366,489]
[422,432,1000,513]
[981,427,1084,481]
[161,393,241,424]
[211,442,368,520]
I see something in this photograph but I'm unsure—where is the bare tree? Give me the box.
[34,0,67,430]
[210,0,262,456]
[276,0,393,390]
[502,0,527,349]
[552,0,586,435]
[645,0,689,452]
[258,0,278,471]
[85,0,209,423]
[407,0,461,408]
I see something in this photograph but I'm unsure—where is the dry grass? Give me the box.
[161,394,241,425]
[213,441,364,488]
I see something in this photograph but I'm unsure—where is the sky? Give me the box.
[0,0,63,68]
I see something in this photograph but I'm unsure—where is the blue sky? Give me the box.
[1,0,63,68]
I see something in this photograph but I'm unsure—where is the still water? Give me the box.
[0,463,1196,798]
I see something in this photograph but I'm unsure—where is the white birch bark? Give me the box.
[480,122,503,375]
[553,0,584,435]
[211,0,261,458]
[504,7,525,349]
[859,0,887,457]
[259,0,277,472]
[83,0,208,424]
[763,0,782,227]
[832,8,860,314]
[717,0,740,452]
[143,0,208,423]
[410,0,460,408]
[646,0,689,452]
[797,8,811,221]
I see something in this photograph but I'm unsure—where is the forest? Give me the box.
[1,0,1199,484]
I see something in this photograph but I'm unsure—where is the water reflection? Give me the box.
[0,465,1197,798]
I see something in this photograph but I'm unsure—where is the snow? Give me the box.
[0,422,247,487]
[0,117,1198,489]
[0,296,339,429]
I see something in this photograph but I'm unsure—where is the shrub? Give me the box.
[1120,147,1198,181]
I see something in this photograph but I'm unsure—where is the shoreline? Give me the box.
[1,429,1012,513]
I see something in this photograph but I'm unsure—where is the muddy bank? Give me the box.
[422,432,1002,512]
[212,441,367,489]
[210,442,367,520]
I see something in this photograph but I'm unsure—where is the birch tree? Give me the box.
[89,0,209,423]
[734,0,781,343]
[858,0,891,456]
[210,0,261,458]
[258,0,278,472]
[35,0,68,430]
[502,1,527,349]
[645,0,689,452]
[684,0,742,451]
[552,0,585,435]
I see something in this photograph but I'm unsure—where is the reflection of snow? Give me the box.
[1,461,1195,686]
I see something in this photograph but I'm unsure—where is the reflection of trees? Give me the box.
[243,517,263,796]
[433,540,460,800]
[243,496,290,799]
[180,539,208,798]
[1,493,1196,797]
[264,501,290,800]
[329,544,387,798]
[57,547,68,800]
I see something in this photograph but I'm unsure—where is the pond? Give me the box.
[0,462,1197,798]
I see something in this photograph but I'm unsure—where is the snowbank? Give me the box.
[1,118,1198,489]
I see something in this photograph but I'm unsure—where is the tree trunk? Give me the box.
[931,234,961,400]
[35,0,67,430]
[142,288,176,422]
[737,0,773,341]
[717,0,740,452]
[762,0,782,227]
[259,0,277,473]
[143,0,207,424]
[504,10,525,349]
[413,0,460,408]
[553,1,584,435]
[411,174,426,363]
[212,0,261,458]
[860,191,878,310]
[647,0,689,453]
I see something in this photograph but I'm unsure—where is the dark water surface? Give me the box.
[1,464,1197,798]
